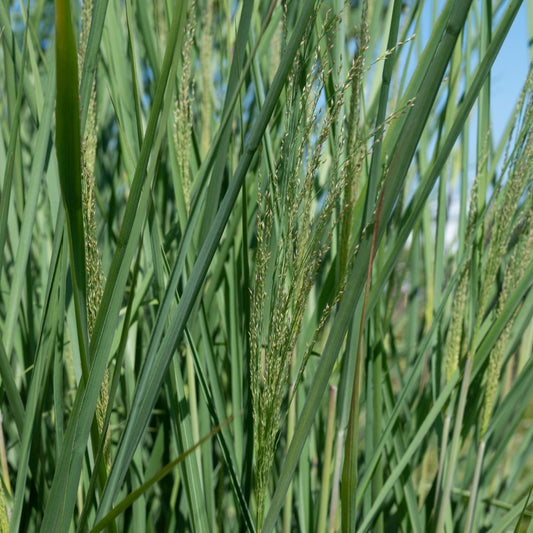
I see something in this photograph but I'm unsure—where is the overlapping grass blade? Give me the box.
[55,0,88,369]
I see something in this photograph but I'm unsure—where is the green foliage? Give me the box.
[0,0,532,531]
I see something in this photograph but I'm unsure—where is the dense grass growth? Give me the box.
[1,0,533,531]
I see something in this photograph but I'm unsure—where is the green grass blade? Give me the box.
[55,0,89,378]
[79,0,110,133]
[369,0,524,316]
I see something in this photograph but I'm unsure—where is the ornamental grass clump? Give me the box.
[2,1,533,532]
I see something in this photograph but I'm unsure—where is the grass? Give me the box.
[0,0,533,531]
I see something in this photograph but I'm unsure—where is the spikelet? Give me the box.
[0,482,8,533]
[444,179,477,381]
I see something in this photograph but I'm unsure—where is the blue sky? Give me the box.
[489,4,531,141]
